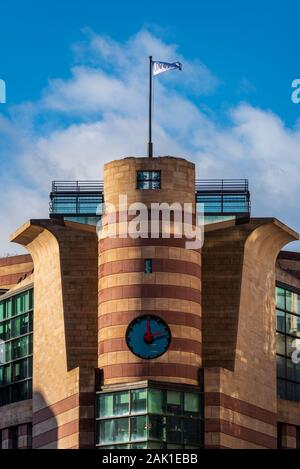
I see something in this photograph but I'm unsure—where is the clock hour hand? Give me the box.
[144,319,153,344]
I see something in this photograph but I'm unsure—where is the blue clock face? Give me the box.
[126,315,171,359]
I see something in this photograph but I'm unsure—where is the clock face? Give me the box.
[126,314,171,360]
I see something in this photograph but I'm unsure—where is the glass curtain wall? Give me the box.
[96,387,204,449]
[0,289,33,406]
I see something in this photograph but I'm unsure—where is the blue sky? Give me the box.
[0,0,300,254]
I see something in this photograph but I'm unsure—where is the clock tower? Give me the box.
[96,156,203,448]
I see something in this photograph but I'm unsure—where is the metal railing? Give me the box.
[49,179,250,217]
[196,179,250,215]
[51,180,104,195]
[195,179,249,193]
[49,180,104,216]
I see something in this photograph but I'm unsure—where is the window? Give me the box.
[184,393,200,416]
[98,418,129,445]
[166,391,181,415]
[96,387,204,449]
[0,289,33,407]
[137,171,161,190]
[148,389,164,414]
[131,415,147,441]
[98,391,129,418]
[166,417,182,444]
[276,285,300,402]
[149,415,165,441]
[144,259,152,274]
[131,389,147,414]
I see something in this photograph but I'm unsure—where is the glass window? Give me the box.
[149,415,166,441]
[166,417,182,444]
[0,386,9,406]
[276,285,300,403]
[11,314,30,339]
[286,336,299,357]
[0,340,4,366]
[183,419,202,445]
[98,418,129,445]
[276,355,285,379]
[98,393,113,418]
[12,358,31,382]
[286,382,300,402]
[276,332,285,355]
[276,310,285,333]
[144,259,152,274]
[114,391,129,416]
[166,391,181,414]
[131,389,147,414]
[4,342,11,363]
[0,321,11,341]
[2,300,12,321]
[96,388,203,448]
[184,393,199,416]
[276,287,285,310]
[131,415,147,441]
[0,303,4,322]
[137,171,161,190]
[286,360,300,382]
[0,364,11,386]
[291,293,299,315]
[11,380,31,403]
[99,391,129,418]
[12,335,31,360]
[286,290,292,313]
[286,313,300,337]
[148,389,164,414]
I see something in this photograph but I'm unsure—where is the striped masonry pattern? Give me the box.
[205,392,277,449]
[32,392,95,449]
[99,156,201,386]
[0,254,33,289]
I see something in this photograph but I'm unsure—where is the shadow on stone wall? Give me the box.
[32,392,58,449]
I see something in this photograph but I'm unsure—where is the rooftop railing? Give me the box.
[49,179,250,217]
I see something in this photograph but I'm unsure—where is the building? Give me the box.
[0,155,300,449]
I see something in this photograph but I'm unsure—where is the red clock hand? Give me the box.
[144,319,153,344]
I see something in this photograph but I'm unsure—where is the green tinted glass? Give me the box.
[131,389,147,414]
[99,393,113,418]
[166,391,181,414]
[148,389,164,414]
[99,418,129,444]
[276,287,285,309]
[184,393,199,414]
[131,415,147,441]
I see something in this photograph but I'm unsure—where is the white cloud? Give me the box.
[1,29,300,255]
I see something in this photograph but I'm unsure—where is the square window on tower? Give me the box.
[137,171,161,190]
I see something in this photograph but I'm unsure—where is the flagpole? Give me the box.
[148,56,153,158]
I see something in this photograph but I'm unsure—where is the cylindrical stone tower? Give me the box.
[98,156,201,386]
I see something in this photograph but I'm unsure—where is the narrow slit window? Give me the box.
[145,259,152,274]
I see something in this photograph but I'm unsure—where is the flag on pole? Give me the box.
[152,60,182,76]
[147,57,183,157]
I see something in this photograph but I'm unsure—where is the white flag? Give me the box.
[152,61,182,76]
